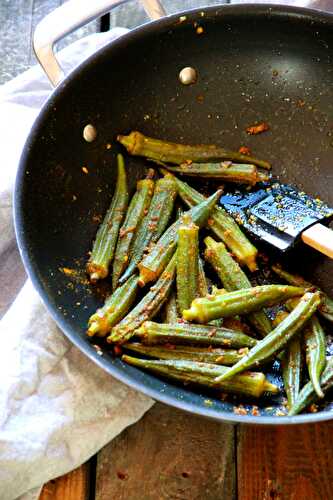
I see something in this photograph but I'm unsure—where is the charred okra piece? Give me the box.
[304,315,326,398]
[87,274,139,337]
[108,255,176,344]
[138,190,221,287]
[161,170,258,271]
[163,162,269,185]
[288,356,333,415]
[161,290,178,323]
[122,356,278,398]
[112,171,154,290]
[118,130,271,169]
[214,291,321,383]
[273,310,302,408]
[123,343,248,365]
[87,154,128,282]
[176,215,199,313]
[272,263,333,323]
[135,321,257,348]
[183,285,305,324]
[204,236,271,336]
[119,174,177,284]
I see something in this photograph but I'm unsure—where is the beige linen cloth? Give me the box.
[0,2,331,499]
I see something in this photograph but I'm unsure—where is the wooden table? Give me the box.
[2,1,333,499]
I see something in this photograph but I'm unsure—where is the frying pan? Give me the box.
[14,0,333,423]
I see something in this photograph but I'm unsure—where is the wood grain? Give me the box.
[39,463,90,500]
[237,422,333,500]
[95,403,236,500]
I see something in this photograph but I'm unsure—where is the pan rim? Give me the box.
[14,3,333,425]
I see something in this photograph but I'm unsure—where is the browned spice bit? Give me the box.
[114,345,122,356]
[106,143,112,149]
[251,405,260,416]
[309,403,318,413]
[246,122,270,135]
[297,99,305,107]
[234,405,248,415]
[275,409,286,416]
[208,328,217,338]
[119,226,136,238]
[82,166,89,174]
[92,214,102,224]
[272,69,279,77]
[117,471,128,480]
[196,94,204,103]
[238,145,252,155]
[196,26,204,35]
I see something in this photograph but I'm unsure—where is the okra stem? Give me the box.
[87,154,128,282]
[138,190,221,287]
[183,285,305,324]
[204,236,271,336]
[108,255,177,344]
[87,274,139,337]
[160,169,258,271]
[118,130,271,169]
[122,355,279,398]
[135,321,257,348]
[176,215,199,314]
[214,292,321,383]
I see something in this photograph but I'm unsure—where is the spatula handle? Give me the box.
[302,223,333,258]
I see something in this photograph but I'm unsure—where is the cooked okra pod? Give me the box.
[204,236,271,336]
[272,263,333,323]
[135,321,257,348]
[161,290,178,323]
[112,171,154,290]
[87,274,139,337]
[288,356,333,415]
[118,130,271,169]
[304,315,326,398]
[108,255,176,344]
[183,285,305,324]
[123,343,248,365]
[161,169,258,271]
[119,174,177,284]
[87,154,128,282]
[214,291,321,383]
[163,162,269,185]
[122,356,279,398]
[138,190,221,287]
[176,215,199,313]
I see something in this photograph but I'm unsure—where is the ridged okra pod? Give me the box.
[122,356,279,398]
[204,236,271,336]
[118,130,271,169]
[176,215,199,314]
[119,174,177,284]
[161,291,178,323]
[123,343,248,365]
[161,169,258,271]
[288,357,333,415]
[183,285,305,324]
[138,190,221,287]
[87,154,128,282]
[108,255,176,344]
[163,162,269,185]
[214,292,321,383]
[112,172,154,289]
[304,315,326,398]
[272,263,333,323]
[87,274,139,337]
[135,321,257,348]
[273,310,302,408]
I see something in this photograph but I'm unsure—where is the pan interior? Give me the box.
[15,5,333,423]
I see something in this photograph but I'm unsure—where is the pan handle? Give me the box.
[33,0,166,87]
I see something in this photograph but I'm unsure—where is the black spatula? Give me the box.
[219,182,333,258]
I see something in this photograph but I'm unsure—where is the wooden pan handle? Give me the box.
[302,223,333,258]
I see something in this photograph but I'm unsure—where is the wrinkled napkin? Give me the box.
[0,29,154,500]
[0,2,331,499]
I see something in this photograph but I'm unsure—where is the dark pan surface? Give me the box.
[15,5,333,423]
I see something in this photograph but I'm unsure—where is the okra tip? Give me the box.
[263,380,279,394]
[87,321,100,337]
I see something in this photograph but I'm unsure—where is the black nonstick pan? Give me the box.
[14,1,333,423]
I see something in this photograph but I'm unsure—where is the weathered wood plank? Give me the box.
[39,463,90,500]
[237,422,333,500]
[95,403,235,500]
